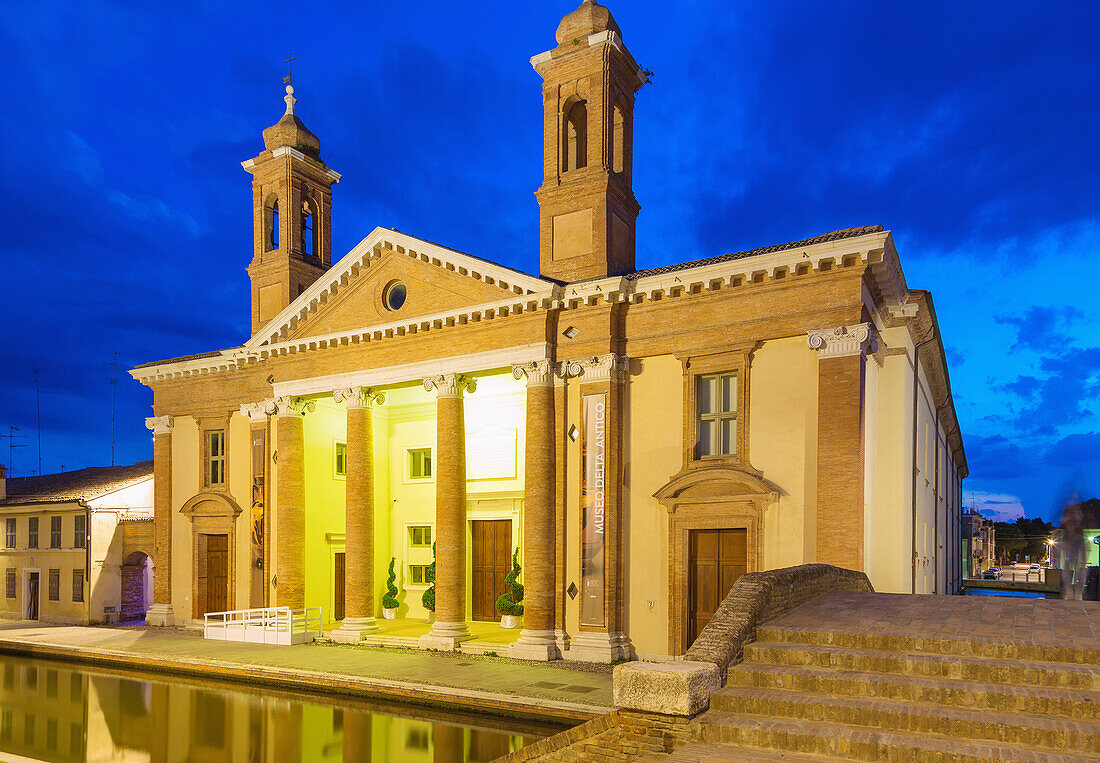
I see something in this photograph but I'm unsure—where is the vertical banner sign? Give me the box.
[250,428,266,607]
[580,392,607,627]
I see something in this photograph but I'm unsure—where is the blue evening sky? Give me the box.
[1,2,1097,523]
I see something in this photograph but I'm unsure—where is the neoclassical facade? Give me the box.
[131,1,966,661]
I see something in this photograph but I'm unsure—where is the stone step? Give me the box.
[726,661,1100,720]
[708,685,1100,754]
[754,624,1100,666]
[741,641,1100,691]
[696,712,1100,762]
[641,743,838,762]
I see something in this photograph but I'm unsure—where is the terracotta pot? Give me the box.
[500,614,520,629]
[382,607,397,620]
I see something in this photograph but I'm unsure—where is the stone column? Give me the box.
[144,415,174,626]
[420,373,476,651]
[508,360,559,661]
[343,709,372,762]
[807,323,873,571]
[270,396,314,609]
[330,387,384,643]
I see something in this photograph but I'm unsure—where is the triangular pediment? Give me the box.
[247,227,554,348]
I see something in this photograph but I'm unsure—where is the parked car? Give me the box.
[1029,564,1042,572]
[983,567,1001,580]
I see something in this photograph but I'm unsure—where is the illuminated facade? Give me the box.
[0,463,153,625]
[131,1,966,660]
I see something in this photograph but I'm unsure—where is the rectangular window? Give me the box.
[409,526,432,548]
[408,448,432,479]
[696,372,738,458]
[334,442,347,477]
[4,519,14,549]
[74,514,86,549]
[48,569,60,601]
[409,565,430,585]
[50,516,62,548]
[206,430,226,486]
[28,517,38,549]
[72,570,84,603]
[5,569,14,599]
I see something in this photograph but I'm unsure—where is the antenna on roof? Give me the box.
[105,351,134,468]
[0,426,28,477]
[32,369,41,476]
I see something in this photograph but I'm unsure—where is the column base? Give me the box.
[419,620,473,651]
[563,631,632,663]
[328,617,379,643]
[507,629,561,661]
[144,604,174,627]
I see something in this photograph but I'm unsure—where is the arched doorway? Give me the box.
[121,551,153,622]
[180,492,242,618]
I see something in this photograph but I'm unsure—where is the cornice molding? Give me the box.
[423,373,477,399]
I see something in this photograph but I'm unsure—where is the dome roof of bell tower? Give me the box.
[555,0,621,45]
[262,85,321,159]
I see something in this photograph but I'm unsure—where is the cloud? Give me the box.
[966,490,1026,523]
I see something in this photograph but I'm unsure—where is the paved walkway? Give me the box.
[0,621,611,723]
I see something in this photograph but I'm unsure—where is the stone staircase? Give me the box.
[687,614,1100,761]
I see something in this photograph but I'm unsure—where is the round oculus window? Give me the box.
[383,281,407,311]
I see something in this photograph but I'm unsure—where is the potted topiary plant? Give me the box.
[495,547,524,629]
[421,542,436,623]
[382,557,399,619]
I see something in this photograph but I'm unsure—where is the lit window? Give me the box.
[409,526,432,548]
[28,517,38,549]
[48,569,60,601]
[408,448,432,480]
[334,442,347,477]
[72,570,84,603]
[50,516,62,549]
[696,373,738,458]
[4,519,13,549]
[409,565,430,585]
[74,515,86,549]
[206,430,226,486]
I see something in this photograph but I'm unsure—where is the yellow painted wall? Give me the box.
[749,336,819,570]
[303,400,348,618]
[228,411,254,610]
[624,354,681,659]
[171,416,198,618]
[0,506,87,624]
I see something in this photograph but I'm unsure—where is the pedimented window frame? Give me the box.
[677,344,757,470]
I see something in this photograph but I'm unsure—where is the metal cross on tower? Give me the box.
[283,53,295,85]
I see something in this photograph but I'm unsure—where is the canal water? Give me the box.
[0,653,564,762]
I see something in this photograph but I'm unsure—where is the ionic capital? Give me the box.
[574,353,631,383]
[145,415,174,435]
[239,402,268,423]
[264,396,316,417]
[807,323,876,359]
[333,387,385,409]
[423,373,477,399]
[511,359,557,388]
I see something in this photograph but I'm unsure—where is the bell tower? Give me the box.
[242,84,341,334]
[533,1,647,283]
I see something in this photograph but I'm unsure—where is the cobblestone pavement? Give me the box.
[766,590,1100,651]
[0,621,612,720]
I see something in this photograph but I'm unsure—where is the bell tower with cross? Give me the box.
[242,57,342,335]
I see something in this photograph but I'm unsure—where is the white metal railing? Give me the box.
[203,606,324,645]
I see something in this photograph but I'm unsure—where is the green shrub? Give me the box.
[495,547,524,616]
[382,557,399,609]
[421,542,436,612]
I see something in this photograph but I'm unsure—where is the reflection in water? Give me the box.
[0,655,550,762]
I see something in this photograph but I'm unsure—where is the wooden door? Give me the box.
[206,535,228,614]
[471,520,512,622]
[688,528,747,646]
[334,552,346,621]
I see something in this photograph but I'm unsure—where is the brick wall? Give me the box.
[497,711,693,763]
